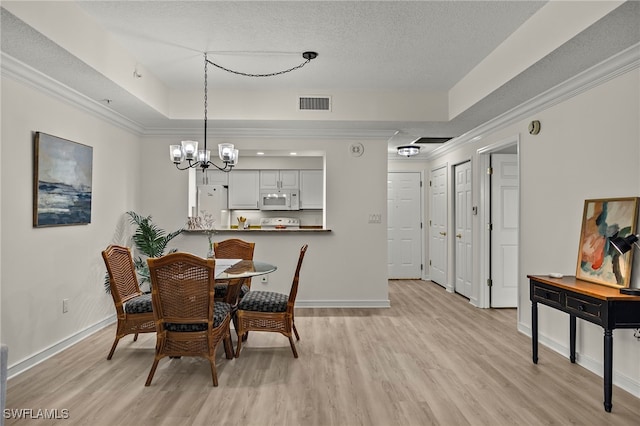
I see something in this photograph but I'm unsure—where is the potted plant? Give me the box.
[104,211,183,292]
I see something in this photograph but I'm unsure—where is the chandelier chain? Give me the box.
[206,57,313,78]
[204,54,208,146]
[171,51,316,172]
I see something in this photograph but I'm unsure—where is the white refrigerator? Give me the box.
[197,184,229,228]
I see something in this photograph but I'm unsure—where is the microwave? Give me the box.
[259,189,300,211]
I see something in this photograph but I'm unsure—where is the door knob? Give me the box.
[439,232,446,236]
[456,234,462,239]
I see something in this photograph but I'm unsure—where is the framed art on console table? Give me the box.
[576,197,639,288]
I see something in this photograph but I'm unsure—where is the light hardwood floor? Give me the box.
[6,280,640,425]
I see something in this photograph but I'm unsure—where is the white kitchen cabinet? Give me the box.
[300,170,323,209]
[206,169,229,186]
[260,170,299,190]
[228,170,260,209]
[196,169,228,186]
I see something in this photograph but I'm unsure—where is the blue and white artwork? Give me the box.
[34,132,93,227]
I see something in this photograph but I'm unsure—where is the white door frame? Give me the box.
[387,171,425,279]
[453,159,473,301]
[429,162,449,289]
[477,135,520,309]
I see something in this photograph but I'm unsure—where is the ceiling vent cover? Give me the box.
[299,96,331,111]
[414,137,453,144]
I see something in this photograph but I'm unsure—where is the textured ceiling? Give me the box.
[75,1,544,91]
[2,1,639,156]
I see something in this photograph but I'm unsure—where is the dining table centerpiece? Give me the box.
[186,212,217,258]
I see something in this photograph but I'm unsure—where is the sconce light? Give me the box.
[609,234,640,295]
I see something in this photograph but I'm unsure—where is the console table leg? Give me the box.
[603,329,613,412]
[532,301,538,364]
[570,315,576,363]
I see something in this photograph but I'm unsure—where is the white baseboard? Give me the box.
[295,300,390,308]
[7,316,116,380]
[517,323,640,399]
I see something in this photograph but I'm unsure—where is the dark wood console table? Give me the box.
[528,275,640,412]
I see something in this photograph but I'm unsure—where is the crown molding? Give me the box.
[144,126,395,140]
[426,42,640,160]
[4,41,639,145]
[0,52,394,141]
[1,53,145,135]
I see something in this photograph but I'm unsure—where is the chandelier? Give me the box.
[170,51,318,172]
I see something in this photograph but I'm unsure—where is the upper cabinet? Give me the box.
[260,170,299,190]
[228,170,260,209]
[195,169,228,186]
[205,170,229,186]
[300,170,323,209]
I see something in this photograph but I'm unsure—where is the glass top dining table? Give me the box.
[214,259,276,305]
[214,259,277,280]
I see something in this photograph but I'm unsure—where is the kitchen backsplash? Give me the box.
[222,209,323,229]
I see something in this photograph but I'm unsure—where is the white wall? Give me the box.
[427,68,640,395]
[1,76,141,371]
[138,135,390,306]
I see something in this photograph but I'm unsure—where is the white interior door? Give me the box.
[430,166,447,287]
[388,172,422,279]
[454,161,473,298]
[491,154,519,307]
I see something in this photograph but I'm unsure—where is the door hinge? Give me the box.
[421,264,424,271]
[420,180,423,187]
[420,222,423,229]
[429,180,432,187]
[487,223,493,231]
[429,260,432,266]
[487,167,493,175]
[429,220,432,227]
[487,279,493,287]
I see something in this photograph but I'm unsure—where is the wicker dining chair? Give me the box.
[145,252,234,387]
[102,245,156,360]
[213,238,255,301]
[234,244,308,358]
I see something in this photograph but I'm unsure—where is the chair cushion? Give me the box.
[164,302,232,332]
[214,283,250,300]
[238,291,288,313]
[124,293,153,314]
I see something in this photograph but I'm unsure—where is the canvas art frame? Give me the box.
[576,197,639,288]
[33,132,93,227]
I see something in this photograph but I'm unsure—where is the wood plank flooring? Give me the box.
[5,280,640,425]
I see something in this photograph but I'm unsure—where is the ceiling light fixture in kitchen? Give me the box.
[170,51,318,172]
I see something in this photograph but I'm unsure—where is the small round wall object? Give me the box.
[528,120,541,135]
[350,142,364,157]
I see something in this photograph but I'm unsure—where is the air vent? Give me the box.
[299,96,331,111]
[414,137,453,144]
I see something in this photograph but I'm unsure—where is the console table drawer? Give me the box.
[565,295,603,324]
[532,285,562,307]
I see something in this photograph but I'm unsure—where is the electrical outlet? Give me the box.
[260,275,268,284]
[62,299,69,313]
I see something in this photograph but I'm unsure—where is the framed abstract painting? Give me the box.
[33,132,93,227]
[576,197,639,288]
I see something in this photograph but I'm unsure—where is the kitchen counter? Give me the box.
[184,227,331,234]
